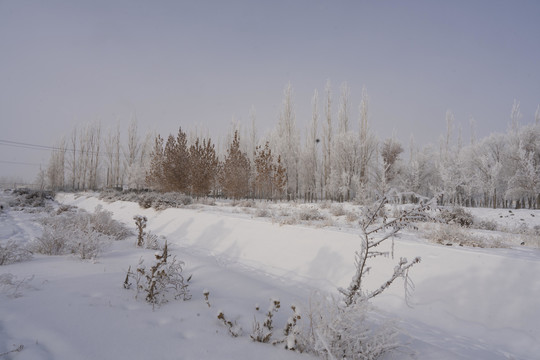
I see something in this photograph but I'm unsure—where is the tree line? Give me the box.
[43,82,540,209]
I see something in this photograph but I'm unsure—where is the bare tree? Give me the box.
[358,86,377,197]
[104,124,122,188]
[322,80,333,199]
[299,89,319,201]
[275,83,300,199]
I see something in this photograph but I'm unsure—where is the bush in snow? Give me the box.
[91,205,131,240]
[474,218,498,231]
[255,206,272,218]
[345,210,359,223]
[251,298,281,343]
[133,215,162,249]
[304,293,400,360]
[0,240,32,265]
[8,188,54,209]
[330,204,346,217]
[34,206,128,259]
[0,273,34,298]
[437,206,474,227]
[125,242,191,308]
[217,310,243,337]
[99,189,192,210]
[134,215,147,247]
[297,208,326,221]
[422,223,506,248]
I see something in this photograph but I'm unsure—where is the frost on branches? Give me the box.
[339,197,430,306]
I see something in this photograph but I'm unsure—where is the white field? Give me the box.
[1,191,539,360]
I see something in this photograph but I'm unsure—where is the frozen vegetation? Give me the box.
[1,189,540,359]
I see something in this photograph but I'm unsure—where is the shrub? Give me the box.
[423,223,506,248]
[34,206,127,259]
[330,204,346,217]
[305,293,400,360]
[0,241,32,265]
[251,298,281,343]
[298,208,326,221]
[437,207,474,227]
[125,242,191,308]
[255,207,272,218]
[8,189,54,209]
[91,205,131,240]
[0,273,34,298]
[475,219,498,231]
[345,211,359,223]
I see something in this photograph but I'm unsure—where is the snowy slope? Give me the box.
[2,192,539,359]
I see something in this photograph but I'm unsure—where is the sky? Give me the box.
[1,0,539,182]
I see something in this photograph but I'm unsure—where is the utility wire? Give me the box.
[0,138,152,159]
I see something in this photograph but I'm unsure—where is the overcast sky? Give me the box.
[1,0,539,181]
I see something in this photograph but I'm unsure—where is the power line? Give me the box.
[0,138,152,159]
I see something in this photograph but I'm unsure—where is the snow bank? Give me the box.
[56,193,540,359]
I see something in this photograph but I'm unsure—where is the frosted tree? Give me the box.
[146,135,166,191]
[510,99,522,136]
[299,89,319,201]
[46,138,66,191]
[380,137,403,185]
[505,142,539,208]
[275,83,300,199]
[321,80,333,199]
[104,124,122,188]
[332,82,359,201]
[357,86,377,199]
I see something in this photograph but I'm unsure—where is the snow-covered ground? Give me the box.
[1,191,539,359]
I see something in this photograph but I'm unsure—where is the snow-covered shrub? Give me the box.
[100,189,193,210]
[251,298,281,343]
[298,208,326,221]
[474,218,498,231]
[423,223,506,248]
[237,199,255,208]
[330,204,346,217]
[133,215,162,249]
[134,215,147,247]
[345,211,359,223]
[0,240,32,265]
[8,189,54,209]
[274,304,303,352]
[143,231,161,250]
[91,205,131,240]
[125,242,191,308]
[305,293,400,360]
[255,206,272,218]
[319,201,331,210]
[0,273,34,298]
[139,192,192,210]
[437,207,474,227]
[34,207,126,259]
[217,310,242,337]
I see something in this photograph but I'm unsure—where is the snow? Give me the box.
[1,191,540,359]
